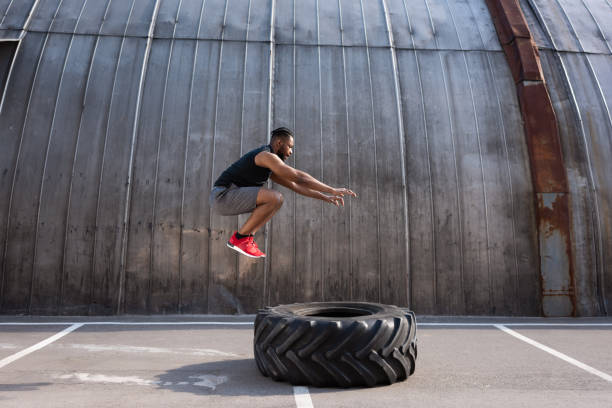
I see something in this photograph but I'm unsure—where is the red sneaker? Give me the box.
[227,232,266,258]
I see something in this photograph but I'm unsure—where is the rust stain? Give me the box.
[486,0,576,316]
[536,194,576,316]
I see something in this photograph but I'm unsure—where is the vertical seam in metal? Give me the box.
[60,0,109,313]
[207,0,230,313]
[338,0,352,300]
[179,0,207,314]
[382,0,410,306]
[0,0,57,312]
[446,0,491,312]
[401,0,435,310]
[149,0,183,313]
[118,0,162,314]
[90,0,135,314]
[580,0,612,54]
[235,0,252,299]
[263,0,276,307]
[423,0,436,37]
[528,0,606,314]
[21,0,42,36]
[292,0,296,301]
[29,0,74,314]
[414,0,436,312]
[359,0,381,302]
[432,0,465,313]
[316,0,324,301]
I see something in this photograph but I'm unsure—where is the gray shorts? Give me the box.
[209,184,261,216]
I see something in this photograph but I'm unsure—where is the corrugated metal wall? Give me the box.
[520,0,611,316]
[1,0,544,315]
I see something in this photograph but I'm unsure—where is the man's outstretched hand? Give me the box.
[324,188,358,207]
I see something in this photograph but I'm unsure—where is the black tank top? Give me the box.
[214,145,273,187]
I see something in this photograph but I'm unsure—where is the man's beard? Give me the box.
[276,152,287,161]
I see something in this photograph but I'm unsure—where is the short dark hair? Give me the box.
[271,127,293,141]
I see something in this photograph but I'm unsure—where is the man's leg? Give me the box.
[238,188,283,235]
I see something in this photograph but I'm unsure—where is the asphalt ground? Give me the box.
[1,316,611,407]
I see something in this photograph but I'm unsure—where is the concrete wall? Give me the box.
[0,0,604,315]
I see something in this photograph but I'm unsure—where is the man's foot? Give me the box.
[227,232,266,258]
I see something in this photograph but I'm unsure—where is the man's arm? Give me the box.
[256,151,356,204]
[270,173,345,206]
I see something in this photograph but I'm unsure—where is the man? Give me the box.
[210,127,357,258]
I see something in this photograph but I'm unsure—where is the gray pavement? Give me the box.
[1,316,611,407]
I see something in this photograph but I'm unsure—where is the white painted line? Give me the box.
[495,324,612,383]
[419,323,612,327]
[0,322,611,327]
[0,322,254,326]
[293,386,314,408]
[0,323,83,369]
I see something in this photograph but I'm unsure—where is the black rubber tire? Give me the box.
[254,302,417,387]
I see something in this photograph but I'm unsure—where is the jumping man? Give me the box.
[210,127,357,258]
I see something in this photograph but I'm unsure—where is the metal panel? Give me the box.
[466,0,502,51]
[362,0,389,47]
[173,0,201,39]
[538,49,603,316]
[527,0,581,52]
[49,0,84,33]
[427,0,461,49]
[99,0,135,37]
[179,40,221,313]
[29,0,62,32]
[320,46,350,301]
[196,0,226,40]
[0,0,36,32]
[386,0,415,49]
[416,50,463,314]
[0,33,46,313]
[2,31,67,313]
[369,47,408,306]
[488,52,539,315]
[223,0,249,41]
[236,42,271,311]
[293,44,323,302]
[446,0,486,50]
[273,0,293,45]
[154,0,179,38]
[555,0,610,54]
[339,0,365,46]
[125,40,172,313]
[294,0,316,45]
[61,36,124,314]
[92,37,147,314]
[442,50,489,314]
[583,0,612,53]
[406,0,437,49]
[560,53,612,313]
[73,0,109,35]
[396,49,435,313]
[208,40,246,313]
[30,31,93,314]
[125,0,157,38]
[344,46,379,301]
[149,38,194,313]
[246,0,272,42]
[318,0,341,46]
[268,44,295,306]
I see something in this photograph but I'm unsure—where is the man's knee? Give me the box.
[274,191,284,209]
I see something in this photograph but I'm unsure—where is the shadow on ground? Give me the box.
[155,358,358,396]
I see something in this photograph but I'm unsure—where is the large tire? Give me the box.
[254,302,417,387]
